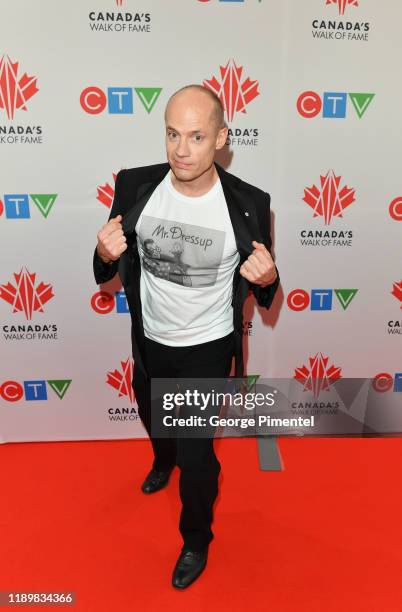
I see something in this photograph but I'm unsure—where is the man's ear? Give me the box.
[216,126,228,150]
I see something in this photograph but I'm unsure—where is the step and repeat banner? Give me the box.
[1,0,401,442]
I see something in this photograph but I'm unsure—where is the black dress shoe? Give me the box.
[140,466,174,494]
[172,547,208,589]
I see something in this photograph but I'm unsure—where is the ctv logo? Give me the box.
[0,194,57,219]
[372,373,402,393]
[91,291,128,314]
[80,87,162,115]
[0,379,72,402]
[107,357,134,403]
[287,289,358,311]
[389,197,402,221]
[297,91,374,119]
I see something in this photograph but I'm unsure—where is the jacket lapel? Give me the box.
[121,165,171,237]
[215,163,262,261]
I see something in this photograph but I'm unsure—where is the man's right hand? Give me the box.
[96,214,127,264]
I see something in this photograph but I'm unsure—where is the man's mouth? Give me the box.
[174,160,192,169]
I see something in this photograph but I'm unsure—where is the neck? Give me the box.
[170,163,218,197]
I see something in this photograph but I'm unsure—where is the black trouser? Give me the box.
[132,331,235,552]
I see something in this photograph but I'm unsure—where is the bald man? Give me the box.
[93,85,280,589]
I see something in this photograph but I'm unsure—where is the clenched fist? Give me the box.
[96,214,127,264]
[240,240,277,287]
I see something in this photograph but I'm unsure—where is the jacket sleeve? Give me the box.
[93,169,125,285]
[248,191,280,309]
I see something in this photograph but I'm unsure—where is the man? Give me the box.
[93,85,280,589]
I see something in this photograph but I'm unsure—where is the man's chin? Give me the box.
[170,165,197,182]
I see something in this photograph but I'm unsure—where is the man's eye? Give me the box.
[194,135,203,141]
[168,132,177,139]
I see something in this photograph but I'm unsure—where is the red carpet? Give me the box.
[1,436,402,611]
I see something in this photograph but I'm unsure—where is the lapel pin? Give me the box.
[244,211,249,216]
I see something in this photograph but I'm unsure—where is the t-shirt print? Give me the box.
[138,214,226,288]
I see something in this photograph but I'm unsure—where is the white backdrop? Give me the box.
[1,0,401,443]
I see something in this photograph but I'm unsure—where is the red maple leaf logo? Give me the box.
[391,281,402,308]
[116,0,123,5]
[107,357,134,404]
[0,267,54,320]
[325,0,359,15]
[294,352,342,399]
[203,59,259,122]
[303,170,355,225]
[0,55,39,120]
[97,172,117,208]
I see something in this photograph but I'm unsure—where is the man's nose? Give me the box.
[175,138,190,157]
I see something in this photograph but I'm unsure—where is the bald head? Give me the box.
[164,84,228,185]
[165,84,225,132]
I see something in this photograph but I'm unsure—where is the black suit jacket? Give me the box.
[93,162,280,378]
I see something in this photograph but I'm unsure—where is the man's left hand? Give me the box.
[239,240,278,288]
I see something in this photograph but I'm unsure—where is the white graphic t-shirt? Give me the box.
[135,170,240,346]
